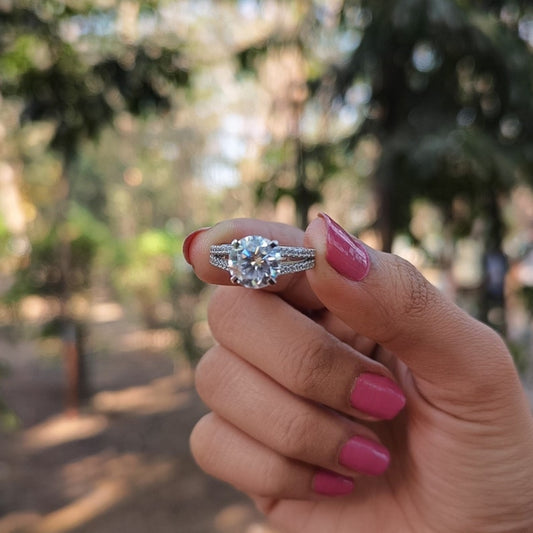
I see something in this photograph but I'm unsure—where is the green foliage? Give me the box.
[238,0,533,242]
[334,1,533,234]
[0,362,19,432]
[257,141,343,214]
[508,339,530,375]
[0,400,20,433]
[520,286,533,316]
[0,3,189,156]
[4,203,109,304]
[0,216,11,255]
[113,229,181,295]
[0,0,191,310]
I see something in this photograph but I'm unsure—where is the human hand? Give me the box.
[185,215,533,533]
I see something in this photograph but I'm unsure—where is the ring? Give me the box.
[209,235,315,289]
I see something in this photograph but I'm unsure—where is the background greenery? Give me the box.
[1,0,533,409]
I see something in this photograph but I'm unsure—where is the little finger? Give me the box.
[190,412,356,499]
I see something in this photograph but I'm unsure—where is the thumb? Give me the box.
[304,214,521,411]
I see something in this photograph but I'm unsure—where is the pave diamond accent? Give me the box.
[209,235,315,289]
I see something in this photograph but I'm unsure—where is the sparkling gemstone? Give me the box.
[228,235,282,289]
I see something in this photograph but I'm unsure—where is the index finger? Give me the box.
[183,218,324,310]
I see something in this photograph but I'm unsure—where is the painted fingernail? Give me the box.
[339,436,390,476]
[183,227,210,264]
[350,373,406,420]
[319,213,370,281]
[312,469,354,496]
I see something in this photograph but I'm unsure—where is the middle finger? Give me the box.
[208,287,406,421]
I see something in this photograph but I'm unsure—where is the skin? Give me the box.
[187,218,533,533]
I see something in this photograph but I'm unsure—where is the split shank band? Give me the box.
[209,235,315,289]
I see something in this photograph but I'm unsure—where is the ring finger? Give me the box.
[195,345,391,479]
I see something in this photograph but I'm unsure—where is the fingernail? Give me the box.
[350,373,406,420]
[183,227,210,264]
[339,436,390,476]
[319,213,370,281]
[312,469,354,496]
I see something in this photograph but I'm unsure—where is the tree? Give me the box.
[0,0,188,413]
[333,1,533,249]
[238,0,533,331]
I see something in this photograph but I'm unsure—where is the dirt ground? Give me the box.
[0,303,278,533]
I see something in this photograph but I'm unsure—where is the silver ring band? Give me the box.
[209,235,315,289]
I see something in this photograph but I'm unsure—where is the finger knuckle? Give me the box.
[469,324,518,393]
[256,455,293,497]
[207,286,243,339]
[189,413,217,471]
[194,347,239,409]
[275,410,315,458]
[194,348,222,404]
[391,256,435,318]
[285,334,334,398]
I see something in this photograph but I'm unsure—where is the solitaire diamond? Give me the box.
[228,235,281,289]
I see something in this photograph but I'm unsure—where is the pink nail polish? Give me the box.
[312,470,354,496]
[350,373,406,420]
[339,436,390,476]
[183,227,210,264]
[319,213,370,281]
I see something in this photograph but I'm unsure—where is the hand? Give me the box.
[184,216,533,533]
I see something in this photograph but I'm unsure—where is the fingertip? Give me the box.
[350,373,406,420]
[185,222,236,283]
[304,215,345,296]
[312,469,354,496]
[303,215,327,251]
[183,227,211,265]
[338,436,391,476]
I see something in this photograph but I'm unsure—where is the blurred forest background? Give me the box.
[1,1,533,532]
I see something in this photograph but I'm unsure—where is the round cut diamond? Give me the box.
[228,235,282,289]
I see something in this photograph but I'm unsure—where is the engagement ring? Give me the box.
[209,235,315,289]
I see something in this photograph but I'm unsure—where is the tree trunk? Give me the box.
[479,189,508,335]
[294,139,311,230]
[375,173,395,253]
[58,152,87,415]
